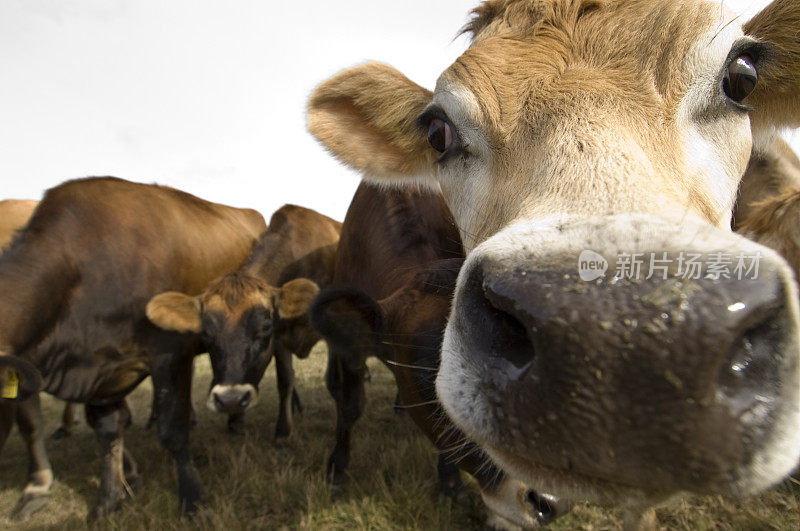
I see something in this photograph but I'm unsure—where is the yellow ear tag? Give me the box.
[1,371,19,399]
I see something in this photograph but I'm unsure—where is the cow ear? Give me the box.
[744,0,800,139]
[146,292,202,334]
[276,279,320,320]
[307,62,438,184]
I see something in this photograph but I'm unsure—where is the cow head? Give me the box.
[147,274,319,415]
[308,0,800,513]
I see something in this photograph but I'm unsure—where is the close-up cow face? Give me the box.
[308,0,800,514]
[146,274,319,415]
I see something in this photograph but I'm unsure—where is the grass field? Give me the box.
[1,342,799,530]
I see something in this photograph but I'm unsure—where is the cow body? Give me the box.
[310,183,566,527]
[0,177,266,518]
[148,204,341,440]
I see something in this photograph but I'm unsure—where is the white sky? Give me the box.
[0,0,795,222]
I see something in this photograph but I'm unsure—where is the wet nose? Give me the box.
[211,387,253,414]
[478,260,790,403]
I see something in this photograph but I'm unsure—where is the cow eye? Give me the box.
[260,319,273,337]
[427,118,454,153]
[723,55,757,103]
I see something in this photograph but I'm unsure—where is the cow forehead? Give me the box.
[201,279,273,324]
[438,0,738,139]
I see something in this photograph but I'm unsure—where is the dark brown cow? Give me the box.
[309,182,567,528]
[0,177,266,519]
[147,204,341,440]
[0,200,37,250]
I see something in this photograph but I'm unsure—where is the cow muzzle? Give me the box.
[207,383,259,414]
[437,217,800,502]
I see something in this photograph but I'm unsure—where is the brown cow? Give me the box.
[308,0,800,528]
[0,177,267,519]
[0,200,37,250]
[147,204,341,440]
[310,183,567,528]
[1,200,137,442]
[735,137,800,276]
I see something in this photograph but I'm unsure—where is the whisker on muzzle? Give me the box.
[392,399,440,409]
[380,357,439,371]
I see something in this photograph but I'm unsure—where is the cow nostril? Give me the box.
[213,393,224,412]
[525,489,557,523]
[719,314,782,419]
[487,306,535,370]
[240,390,252,408]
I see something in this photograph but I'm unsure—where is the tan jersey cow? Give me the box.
[308,0,800,528]
[147,204,341,440]
[0,177,266,519]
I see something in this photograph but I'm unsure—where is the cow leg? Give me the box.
[12,394,53,519]
[0,401,15,453]
[85,400,130,520]
[325,348,366,489]
[122,447,142,491]
[51,402,78,440]
[145,389,158,430]
[291,388,302,415]
[274,347,296,443]
[151,352,204,515]
[147,379,197,431]
[437,452,464,499]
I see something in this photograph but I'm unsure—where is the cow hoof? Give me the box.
[179,496,207,518]
[125,473,143,493]
[273,435,291,448]
[11,492,50,520]
[329,483,346,500]
[50,427,71,440]
[87,497,124,522]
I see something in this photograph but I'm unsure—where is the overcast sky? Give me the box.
[0,0,794,222]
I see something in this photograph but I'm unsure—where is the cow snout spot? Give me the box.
[208,384,258,414]
[240,390,252,409]
[213,393,225,412]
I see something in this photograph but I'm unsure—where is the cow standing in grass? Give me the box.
[0,177,267,519]
[308,0,800,527]
[311,182,569,528]
[147,204,341,440]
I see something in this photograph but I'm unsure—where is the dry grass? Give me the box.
[1,343,798,530]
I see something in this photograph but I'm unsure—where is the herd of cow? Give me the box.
[3,0,800,529]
